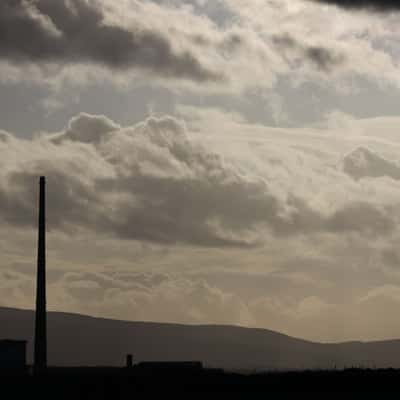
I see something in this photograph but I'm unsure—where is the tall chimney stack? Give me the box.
[34,176,47,369]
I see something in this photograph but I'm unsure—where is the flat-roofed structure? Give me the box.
[137,361,203,372]
[0,340,27,370]
[138,361,203,371]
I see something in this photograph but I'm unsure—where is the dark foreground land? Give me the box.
[3,367,400,397]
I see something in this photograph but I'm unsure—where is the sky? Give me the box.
[3,0,400,343]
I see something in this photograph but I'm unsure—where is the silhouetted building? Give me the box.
[34,176,47,369]
[0,340,26,370]
[137,361,203,372]
[126,354,133,368]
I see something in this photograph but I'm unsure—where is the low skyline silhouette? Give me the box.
[3,306,400,371]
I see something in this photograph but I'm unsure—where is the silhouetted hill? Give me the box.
[1,307,400,370]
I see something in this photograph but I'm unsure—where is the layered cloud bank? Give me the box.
[0,112,397,247]
[2,111,400,341]
[1,0,399,94]
[0,113,276,246]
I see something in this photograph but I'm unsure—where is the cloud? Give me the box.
[0,269,34,309]
[272,33,347,73]
[8,264,400,342]
[0,112,397,248]
[343,147,400,180]
[56,112,121,144]
[2,0,396,96]
[0,113,281,247]
[278,195,394,237]
[29,269,254,327]
[309,0,400,11]
[219,0,400,92]
[0,0,222,82]
[0,267,253,329]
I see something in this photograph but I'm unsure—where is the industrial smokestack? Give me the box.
[34,176,47,369]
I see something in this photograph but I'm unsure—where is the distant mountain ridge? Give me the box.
[1,307,400,370]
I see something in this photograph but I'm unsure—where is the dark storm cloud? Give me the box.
[0,0,222,82]
[309,0,400,11]
[271,34,346,72]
